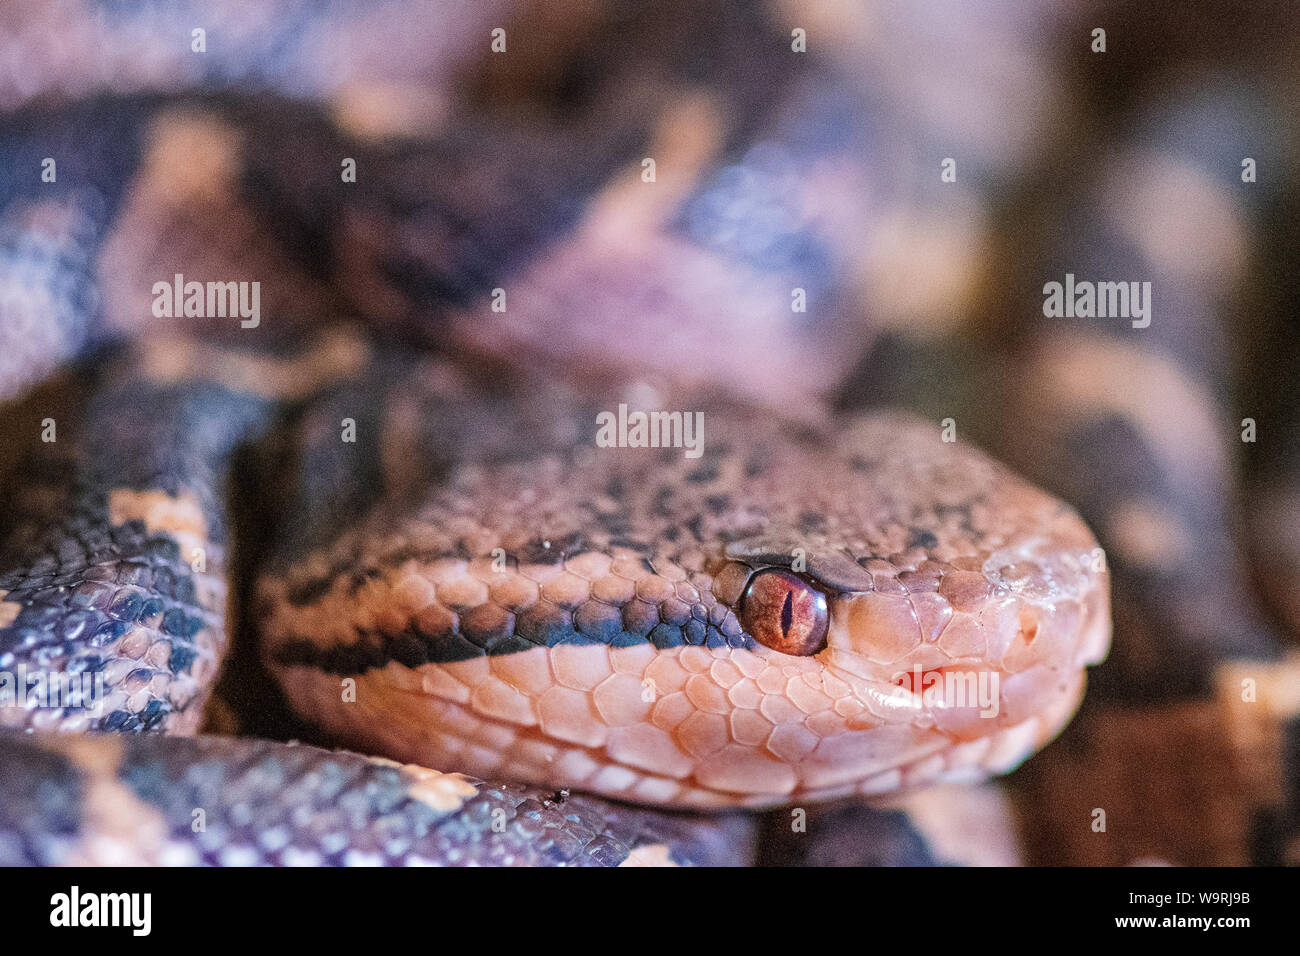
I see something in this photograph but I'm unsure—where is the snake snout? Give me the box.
[802,552,1111,792]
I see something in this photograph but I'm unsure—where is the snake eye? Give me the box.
[739,569,829,656]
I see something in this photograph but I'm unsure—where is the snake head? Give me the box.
[264,413,1110,809]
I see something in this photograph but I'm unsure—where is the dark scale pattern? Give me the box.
[0,370,276,733]
[0,732,750,866]
[271,597,756,676]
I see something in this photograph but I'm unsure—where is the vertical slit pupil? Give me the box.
[780,589,794,636]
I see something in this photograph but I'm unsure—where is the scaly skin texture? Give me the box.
[0,731,748,866]
[0,368,273,734]
[259,386,1110,807]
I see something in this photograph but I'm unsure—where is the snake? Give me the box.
[0,0,1117,866]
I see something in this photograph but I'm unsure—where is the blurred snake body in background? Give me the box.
[0,0,1296,866]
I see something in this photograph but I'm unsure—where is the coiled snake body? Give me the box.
[0,0,1111,865]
